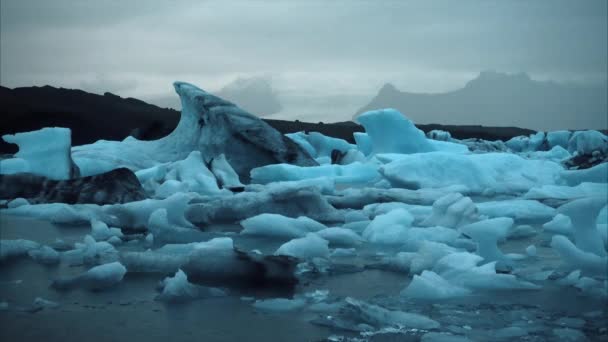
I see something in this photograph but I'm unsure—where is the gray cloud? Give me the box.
[1,0,606,127]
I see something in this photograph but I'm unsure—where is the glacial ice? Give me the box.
[274,233,330,259]
[90,219,123,241]
[547,130,572,149]
[459,217,513,262]
[476,200,556,222]
[567,130,608,155]
[240,214,327,239]
[156,269,226,302]
[543,213,574,235]
[402,270,471,299]
[52,261,127,290]
[380,152,562,193]
[356,108,436,154]
[0,239,40,261]
[560,163,608,186]
[316,227,363,246]
[0,127,75,180]
[210,153,243,189]
[550,235,607,275]
[557,197,607,257]
[420,193,478,228]
[250,162,380,185]
[28,245,61,265]
[362,208,414,244]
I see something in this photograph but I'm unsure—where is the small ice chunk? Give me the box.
[356,109,436,154]
[525,245,537,257]
[362,208,414,244]
[210,154,243,189]
[316,228,362,246]
[558,197,607,256]
[28,246,60,265]
[7,198,29,208]
[52,261,127,291]
[552,328,587,341]
[253,297,307,312]
[61,235,118,266]
[274,233,329,259]
[0,239,40,261]
[240,214,326,239]
[156,269,226,302]
[402,270,471,300]
[477,200,555,222]
[32,297,59,310]
[550,235,607,275]
[420,193,478,228]
[543,214,574,235]
[90,219,123,241]
[508,225,538,240]
[560,163,608,186]
[343,297,440,329]
[460,217,513,262]
[0,127,75,180]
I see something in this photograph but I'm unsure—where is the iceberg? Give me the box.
[1,127,78,180]
[71,82,316,179]
[52,261,127,291]
[240,214,327,239]
[356,108,436,154]
[274,233,330,259]
[381,152,562,193]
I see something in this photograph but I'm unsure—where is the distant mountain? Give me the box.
[216,77,282,116]
[355,71,608,131]
[0,84,537,155]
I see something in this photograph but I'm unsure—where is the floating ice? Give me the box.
[547,130,572,149]
[156,269,226,302]
[90,219,123,241]
[353,132,373,156]
[52,261,127,291]
[148,208,201,243]
[61,235,119,266]
[252,297,307,312]
[381,152,562,193]
[459,217,513,262]
[356,108,436,154]
[250,162,380,185]
[316,227,363,246]
[560,163,608,186]
[240,214,326,239]
[210,153,243,190]
[275,233,329,259]
[0,239,40,261]
[187,184,341,224]
[402,270,471,300]
[558,197,607,256]
[342,297,440,330]
[28,245,60,265]
[524,182,607,200]
[7,198,29,208]
[543,214,574,235]
[362,208,414,244]
[567,130,608,155]
[409,241,459,274]
[550,235,607,275]
[421,332,472,342]
[104,192,195,229]
[420,193,478,228]
[0,127,77,180]
[477,200,556,222]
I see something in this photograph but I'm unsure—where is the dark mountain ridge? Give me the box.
[1,84,540,154]
[356,71,607,131]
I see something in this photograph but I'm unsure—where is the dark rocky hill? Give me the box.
[1,85,538,154]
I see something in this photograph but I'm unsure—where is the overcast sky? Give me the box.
[1,0,606,124]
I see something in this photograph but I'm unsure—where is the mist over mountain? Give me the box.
[356,71,608,131]
[216,77,282,116]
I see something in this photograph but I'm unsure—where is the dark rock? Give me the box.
[0,167,147,204]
